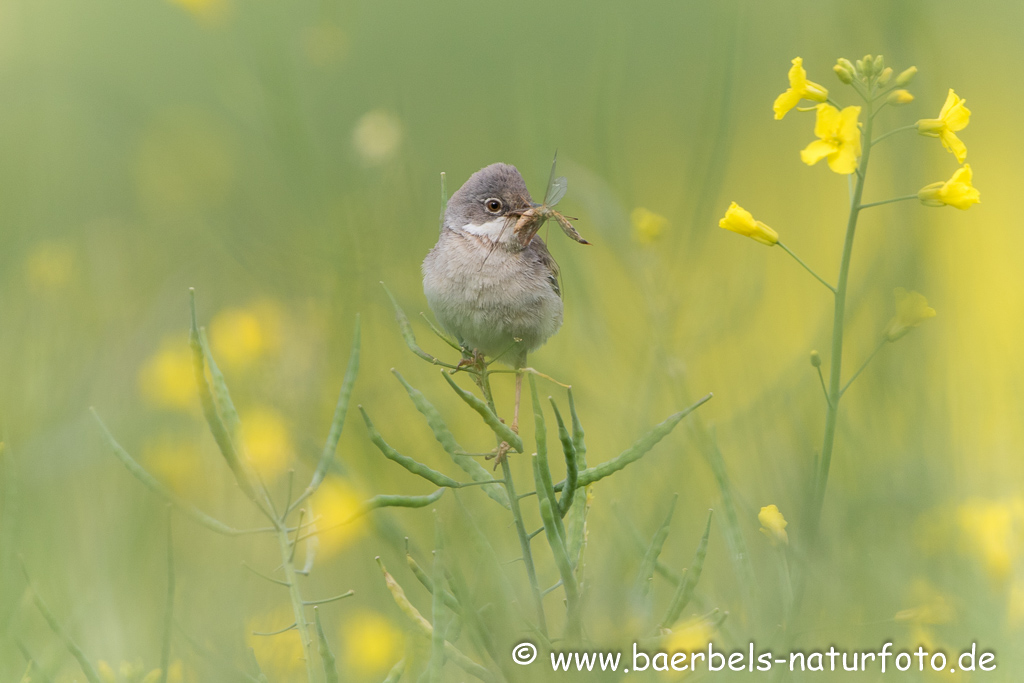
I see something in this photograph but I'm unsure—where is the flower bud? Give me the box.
[872,55,885,74]
[810,350,822,368]
[855,57,869,77]
[886,89,914,105]
[718,202,779,246]
[833,62,854,84]
[877,67,893,86]
[860,54,875,77]
[895,66,918,87]
[759,505,789,546]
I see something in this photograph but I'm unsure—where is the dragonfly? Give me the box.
[511,153,590,247]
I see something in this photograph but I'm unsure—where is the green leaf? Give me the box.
[440,372,524,453]
[189,289,260,504]
[363,489,446,513]
[382,283,458,369]
[393,371,509,509]
[295,316,360,509]
[91,410,266,537]
[554,393,712,491]
[550,399,576,517]
[662,509,714,629]
[634,494,678,601]
[360,407,462,488]
[314,609,340,683]
[530,377,561,534]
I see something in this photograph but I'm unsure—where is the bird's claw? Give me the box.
[486,442,511,470]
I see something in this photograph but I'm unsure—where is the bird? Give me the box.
[422,162,564,435]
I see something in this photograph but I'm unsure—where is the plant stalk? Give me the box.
[476,369,548,638]
[810,96,875,535]
[277,522,317,683]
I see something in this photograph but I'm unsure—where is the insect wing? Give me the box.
[545,176,568,207]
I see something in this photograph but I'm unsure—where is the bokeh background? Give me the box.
[2,0,1023,679]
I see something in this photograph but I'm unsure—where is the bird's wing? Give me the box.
[531,237,562,298]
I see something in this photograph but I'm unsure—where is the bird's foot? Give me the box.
[486,441,511,470]
[456,349,486,372]
[456,350,487,376]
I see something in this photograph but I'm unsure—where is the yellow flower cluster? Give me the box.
[720,55,981,248]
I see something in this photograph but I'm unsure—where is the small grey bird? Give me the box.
[422,162,564,433]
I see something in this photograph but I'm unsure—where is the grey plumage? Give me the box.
[422,163,563,369]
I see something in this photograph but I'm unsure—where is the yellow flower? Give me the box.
[773,57,829,120]
[718,202,778,246]
[956,498,1024,581]
[98,661,117,683]
[342,610,404,676]
[884,288,936,342]
[631,207,669,245]
[240,406,294,481]
[210,302,281,371]
[663,614,717,675]
[800,104,862,174]
[313,477,367,558]
[138,338,195,412]
[917,89,970,163]
[918,164,980,210]
[758,504,788,546]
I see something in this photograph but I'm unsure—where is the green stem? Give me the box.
[859,194,917,210]
[475,370,548,638]
[815,365,831,409]
[841,339,887,396]
[778,242,836,293]
[810,96,875,534]
[277,523,317,683]
[870,124,916,146]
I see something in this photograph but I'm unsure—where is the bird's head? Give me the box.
[444,163,535,246]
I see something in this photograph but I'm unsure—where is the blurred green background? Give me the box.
[2,0,1023,679]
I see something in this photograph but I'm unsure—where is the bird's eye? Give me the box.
[484,198,503,214]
